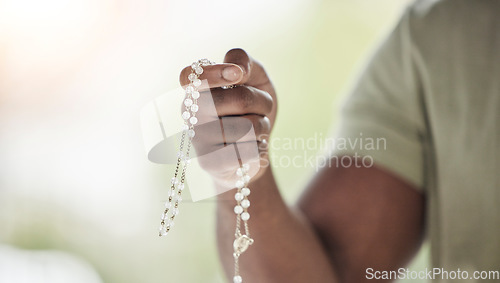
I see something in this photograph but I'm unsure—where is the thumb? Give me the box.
[223,48,270,88]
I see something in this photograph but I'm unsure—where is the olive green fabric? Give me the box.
[332,0,499,280]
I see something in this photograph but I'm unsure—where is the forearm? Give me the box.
[216,166,338,283]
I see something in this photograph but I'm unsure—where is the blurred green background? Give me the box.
[0,0,428,282]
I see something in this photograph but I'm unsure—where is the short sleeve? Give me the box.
[331,8,426,190]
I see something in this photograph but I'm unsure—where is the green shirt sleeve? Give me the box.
[332,8,426,191]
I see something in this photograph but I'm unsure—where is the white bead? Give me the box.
[164,201,172,209]
[234,192,244,201]
[184,157,191,164]
[241,187,250,196]
[177,151,184,158]
[193,78,202,87]
[235,180,244,189]
[233,275,242,283]
[167,219,175,227]
[168,190,175,197]
[176,195,183,203]
[241,199,250,209]
[159,225,168,236]
[189,117,198,125]
[186,85,194,93]
[178,183,185,191]
[241,212,250,221]
[182,124,189,131]
[195,66,203,75]
[243,175,251,183]
[172,207,179,216]
[191,62,199,70]
[161,212,168,220]
[188,73,197,81]
[242,163,250,172]
[184,98,193,107]
[236,168,243,177]
[234,205,243,214]
[192,91,200,99]
[182,111,190,120]
[171,177,179,185]
[188,129,195,137]
[190,104,199,112]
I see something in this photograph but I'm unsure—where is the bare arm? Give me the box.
[217,162,424,282]
[298,163,425,282]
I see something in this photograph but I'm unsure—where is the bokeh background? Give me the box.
[0,0,429,282]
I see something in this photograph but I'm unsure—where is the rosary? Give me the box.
[159,59,254,283]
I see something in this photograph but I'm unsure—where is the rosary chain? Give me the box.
[158,59,214,237]
[158,58,254,283]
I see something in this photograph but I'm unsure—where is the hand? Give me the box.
[179,49,277,190]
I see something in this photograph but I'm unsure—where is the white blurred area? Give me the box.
[0,0,315,281]
[0,0,307,233]
[0,245,102,283]
[0,0,410,282]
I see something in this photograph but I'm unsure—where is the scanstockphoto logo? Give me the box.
[260,132,387,171]
[366,268,500,281]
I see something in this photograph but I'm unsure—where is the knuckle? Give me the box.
[246,115,268,135]
[221,117,238,135]
[212,91,226,111]
[260,117,270,134]
[262,91,273,114]
[212,90,225,106]
[254,121,264,135]
[234,87,254,110]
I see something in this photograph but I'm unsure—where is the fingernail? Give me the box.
[222,65,242,82]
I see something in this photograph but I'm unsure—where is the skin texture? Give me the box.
[179,49,425,282]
